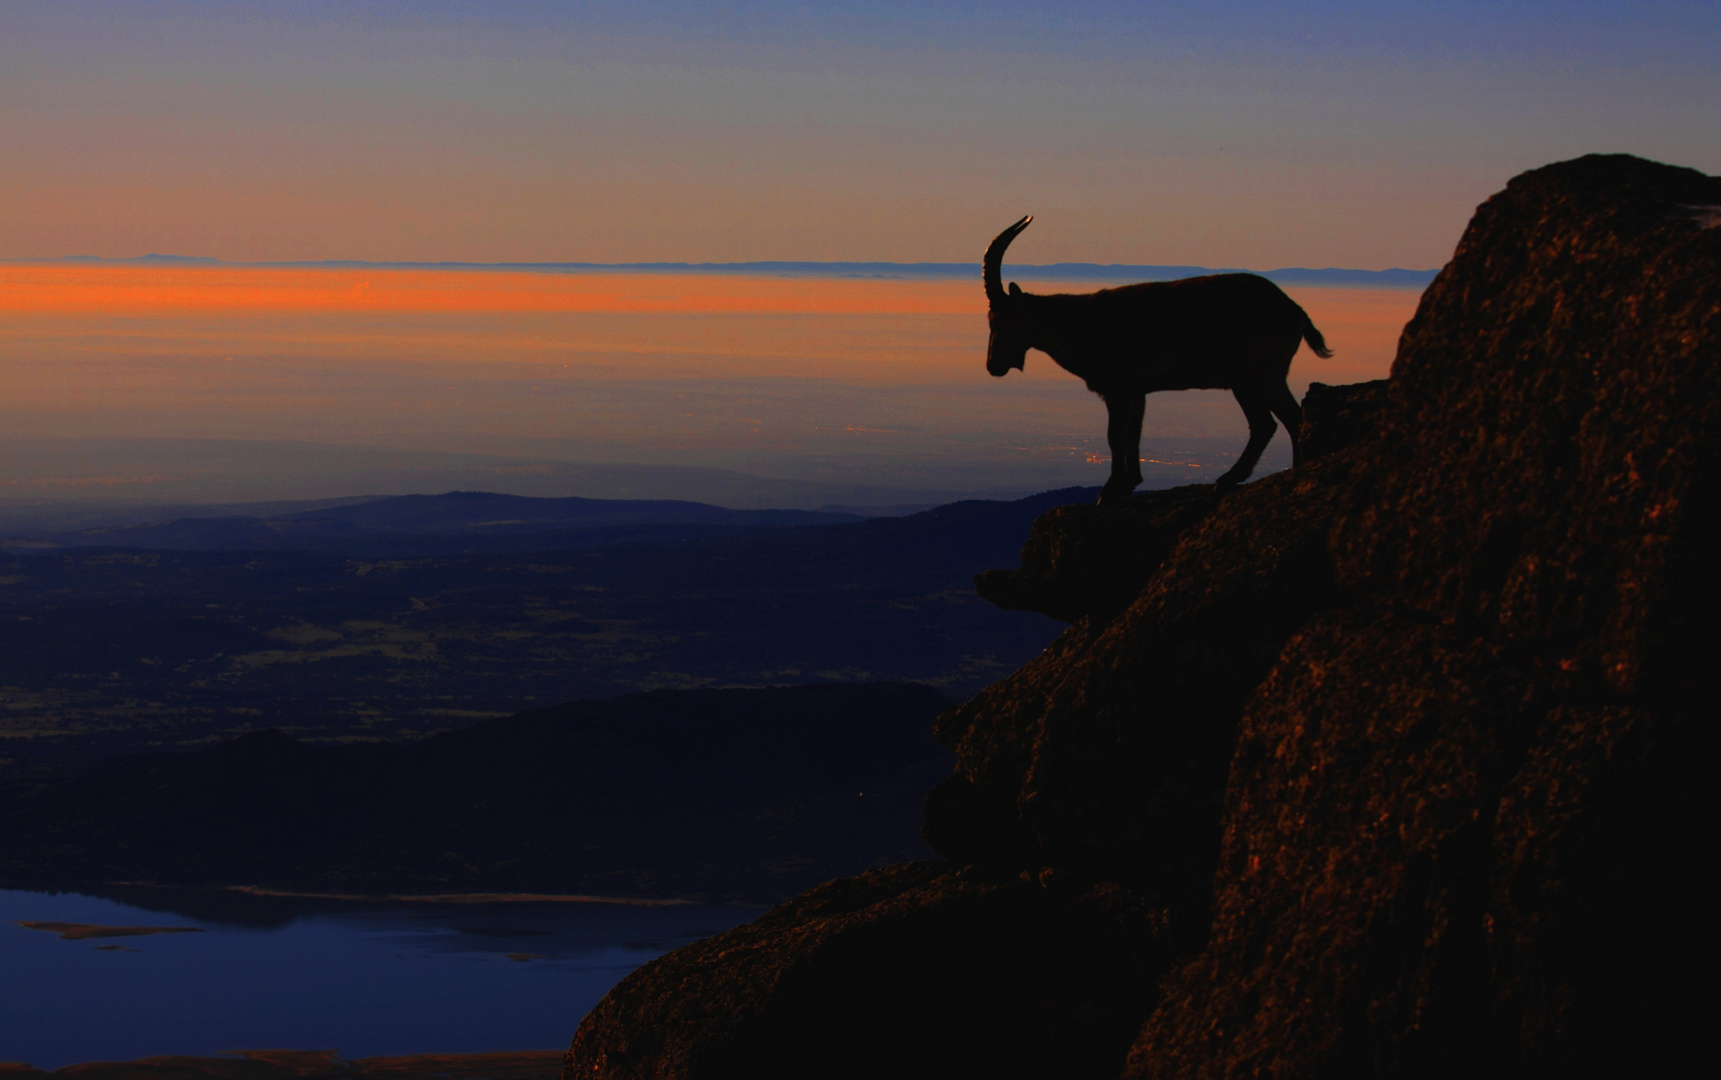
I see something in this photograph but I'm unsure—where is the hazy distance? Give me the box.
[0,264,1418,517]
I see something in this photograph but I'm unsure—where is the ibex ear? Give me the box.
[1008,282,1022,297]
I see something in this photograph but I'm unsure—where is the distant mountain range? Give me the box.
[39,253,1438,288]
[24,490,870,557]
[0,436,1026,531]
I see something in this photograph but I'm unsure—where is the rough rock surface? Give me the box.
[563,155,1718,1079]
[973,485,1224,623]
[968,379,1383,629]
[929,452,1356,904]
[1128,153,1720,1080]
[563,862,1172,1080]
[1297,378,1390,463]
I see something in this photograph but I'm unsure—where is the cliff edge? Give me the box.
[563,154,1720,1079]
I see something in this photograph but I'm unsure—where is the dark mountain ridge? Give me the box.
[0,683,954,904]
[21,490,868,556]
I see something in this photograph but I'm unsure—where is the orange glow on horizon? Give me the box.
[0,265,990,318]
[0,266,1422,366]
[0,264,1422,483]
[0,264,1417,387]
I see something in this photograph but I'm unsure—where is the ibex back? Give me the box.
[983,216,1332,503]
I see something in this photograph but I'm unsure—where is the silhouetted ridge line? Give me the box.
[0,683,957,904]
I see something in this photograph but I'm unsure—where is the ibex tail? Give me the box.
[1301,311,1335,359]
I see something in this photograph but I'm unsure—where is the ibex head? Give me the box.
[983,215,1032,377]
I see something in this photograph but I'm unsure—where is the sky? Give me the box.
[5,1,1718,269]
[0,265,1415,508]
[1,2,1714,510]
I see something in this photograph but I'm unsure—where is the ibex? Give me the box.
[984,216,1332,503]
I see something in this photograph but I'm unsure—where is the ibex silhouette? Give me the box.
[984,216,1332,503]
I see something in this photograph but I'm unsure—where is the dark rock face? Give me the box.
[1128,153,1721,1079]
[563,155,1719,1079]
[972,484,1223,623]
[1297,378,1389,462]
[929,454,1354,902]
[564,862,1171,1080]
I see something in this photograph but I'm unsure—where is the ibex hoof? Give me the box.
[1097,483,1137,506]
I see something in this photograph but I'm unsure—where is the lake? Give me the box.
[0,886,756,1070]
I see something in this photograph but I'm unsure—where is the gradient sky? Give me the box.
[0,264,1418,504]
[5,1,1717,269]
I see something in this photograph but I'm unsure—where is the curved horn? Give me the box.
[983,215,1032,305]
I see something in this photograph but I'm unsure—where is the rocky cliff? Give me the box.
[562,155,1720,1079]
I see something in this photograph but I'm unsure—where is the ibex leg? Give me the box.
[1216,385,1277,490]
[1266,381,1304,467]
[1099,392,1145,504]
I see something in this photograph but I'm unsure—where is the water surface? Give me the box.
[0,886,754,1070]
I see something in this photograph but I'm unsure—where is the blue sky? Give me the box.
[4,1,1717,266]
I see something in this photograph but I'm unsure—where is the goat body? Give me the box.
[983,216,1332,502]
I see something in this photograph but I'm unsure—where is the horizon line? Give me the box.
[16,253,1439,288]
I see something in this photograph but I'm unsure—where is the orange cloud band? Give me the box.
[0,265,989,317]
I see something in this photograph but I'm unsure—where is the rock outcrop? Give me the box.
[564,862,1169,1080]
[562,155,1719,1079]
[1129,153,1720,1080]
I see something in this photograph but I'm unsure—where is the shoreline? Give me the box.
[223,887,698,901]
[2,879,742,909]
[222,884,699,906]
